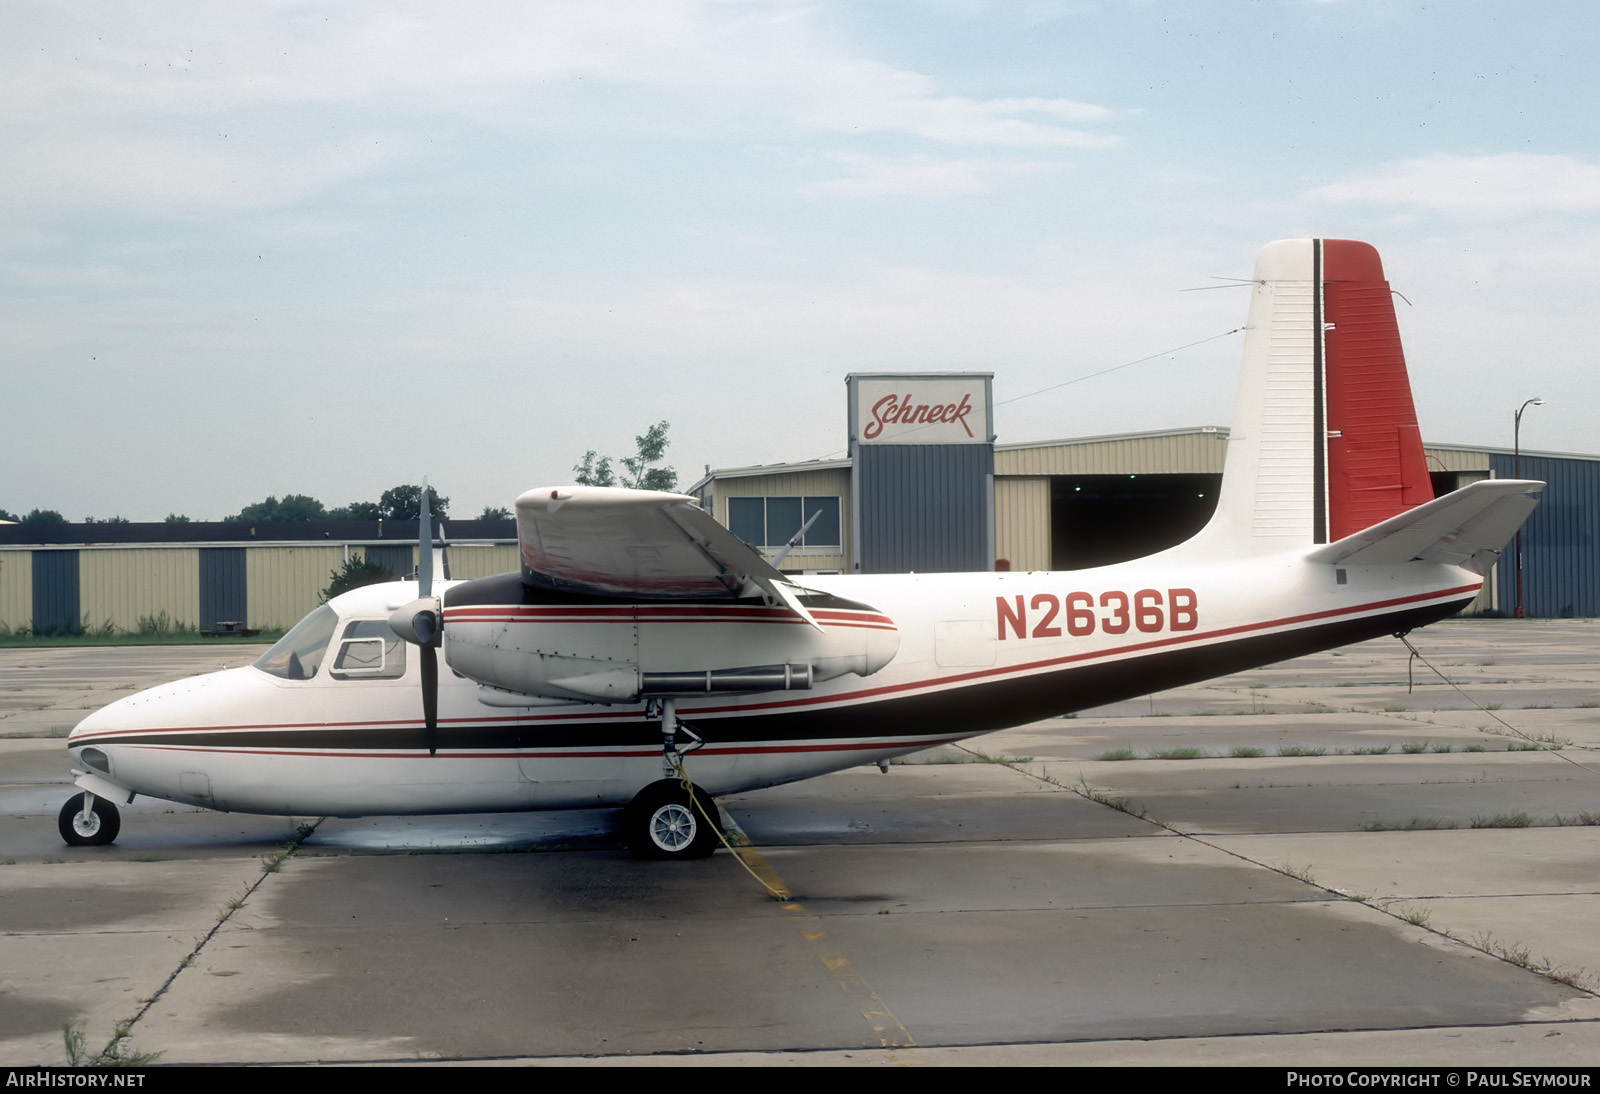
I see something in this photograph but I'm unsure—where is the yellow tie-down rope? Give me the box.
[669,754,791,899]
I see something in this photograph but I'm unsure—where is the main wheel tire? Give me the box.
[624,780,721,860]
[58,793,120,847]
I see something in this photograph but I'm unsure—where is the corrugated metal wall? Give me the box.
[994,477,1050,572]
[81,548,201,631]
[996,435,1489,478]
[1422,446,1492,473]
[856,444,993,573]
[364,544,414,580]
[198,548,247,632]
[447,544,520,580]
[997,431,1229,476]
[0,550,33,631]
[2,539,525,636]
[32,550,79,634]
[1492,453,1599,618]
[245,546,345,630]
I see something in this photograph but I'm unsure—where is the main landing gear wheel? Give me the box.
[58,792,120,847]
[624,779,722,860]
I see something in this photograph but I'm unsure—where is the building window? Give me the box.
[727,496,841,549]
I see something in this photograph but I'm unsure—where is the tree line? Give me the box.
[4,422,678,528]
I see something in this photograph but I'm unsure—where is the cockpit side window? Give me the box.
[330,620,408,680]
[253,604,339,681]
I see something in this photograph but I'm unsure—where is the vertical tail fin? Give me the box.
[1200,238,1433,553]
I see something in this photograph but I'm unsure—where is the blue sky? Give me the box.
[5,1,1596,520]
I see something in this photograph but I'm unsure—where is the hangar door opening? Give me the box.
[1050,473,1221,570]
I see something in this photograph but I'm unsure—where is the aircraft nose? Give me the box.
[68,695,128,747]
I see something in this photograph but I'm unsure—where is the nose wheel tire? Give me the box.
[624,780,721,860]
[59,793,121,847]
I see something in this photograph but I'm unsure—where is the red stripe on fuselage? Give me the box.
[70,582,1475,746]
[97,735,964,761]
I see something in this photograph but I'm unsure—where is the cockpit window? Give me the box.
[330,620,407,680]
[253,604,339,681]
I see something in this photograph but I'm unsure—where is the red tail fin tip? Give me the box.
[1320,239,1433,540]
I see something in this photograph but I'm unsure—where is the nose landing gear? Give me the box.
[59,792,121,847]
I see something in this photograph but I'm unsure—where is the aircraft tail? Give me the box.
[1198,238,1438,552]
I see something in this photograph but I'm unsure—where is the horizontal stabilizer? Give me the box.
[1307,478,1544,573]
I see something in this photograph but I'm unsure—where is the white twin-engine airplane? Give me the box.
[63,239,1543,859]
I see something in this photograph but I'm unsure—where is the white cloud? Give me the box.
[2,125,398,218]
[1305,154,1600,218]
[0,1,1118,217]
[804,154,1056,198]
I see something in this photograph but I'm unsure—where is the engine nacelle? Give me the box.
[440,590,899,705]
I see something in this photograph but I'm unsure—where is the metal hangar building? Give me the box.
[690,373,1598,620]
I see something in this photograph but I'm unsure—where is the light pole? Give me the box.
[1513,397,1543,618]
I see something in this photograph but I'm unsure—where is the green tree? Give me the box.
[85,515,130,524]
[575,421,678,492]
[378,485,449,521]
[572,451,615,487]
[0,507,18,522]
[327,501,383,520]
[321,555,396,602]
[227,494,327,522]
[477,505,512,520]
[19,509,67,531]
[164,513,191,523]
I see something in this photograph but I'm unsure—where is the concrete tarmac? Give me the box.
[2,620,1598,1066]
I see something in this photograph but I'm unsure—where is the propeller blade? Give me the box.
[421,644,439,757]
[418,480,439,755]
[418,480,434,598]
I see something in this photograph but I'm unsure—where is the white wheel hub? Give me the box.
[649,802,696,852]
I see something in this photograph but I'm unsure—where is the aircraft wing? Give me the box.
[1307,478,1544,573]
[513,485,821,627]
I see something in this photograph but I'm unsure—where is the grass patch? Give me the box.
[1278,863,1317,885]
[1228,746,1266,758]
[1464,744,1486,753]
[1148,747,1208,760]
[1554,812,1600,826]
[0,623,282,648]
[62,1021,162,1067]
[966,750,1033,764]
[1507,741,1562,752]
[1400,741,1429,754]
[1350,745,1391,755]
[1471,811,1533,829]
[1095,748,1137,762]
[1073,775,1148,819]
[1363,817,1458,831]
[1396,903,1432,928]
[1460,932,1596,990]
[1429,742,1454,753]
[1275,745,1326,757]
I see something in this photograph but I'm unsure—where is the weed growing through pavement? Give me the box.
[1362,817,1458,831]
[1471,811,1533,828]
[62,1020,162,1067]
